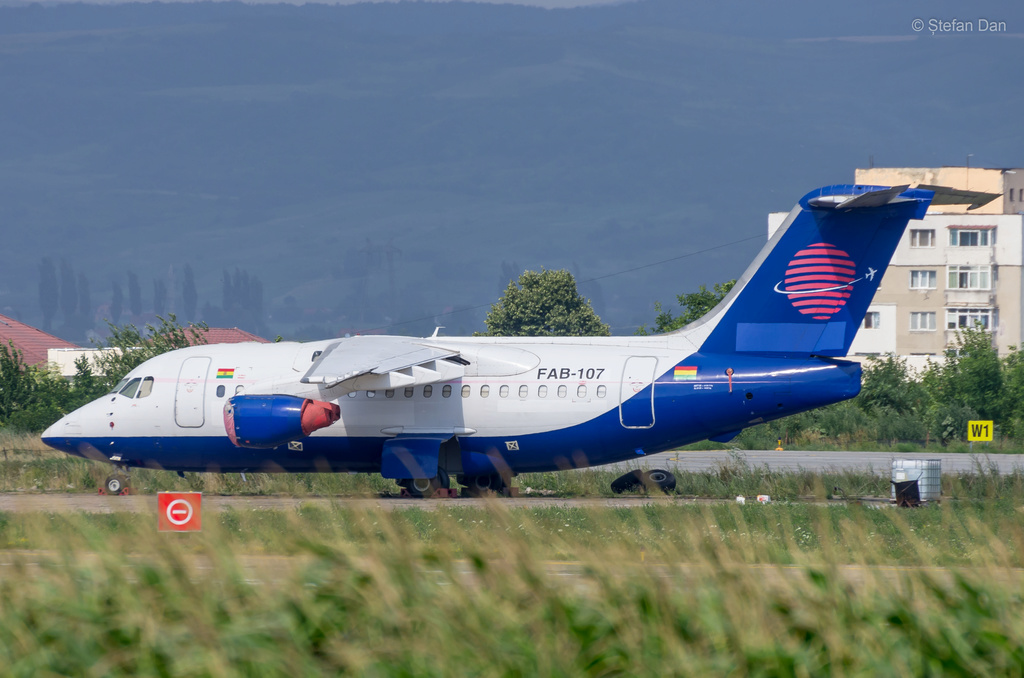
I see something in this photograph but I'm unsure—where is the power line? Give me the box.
[355,232,766,335]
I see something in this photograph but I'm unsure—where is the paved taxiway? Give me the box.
[617,449,1024,474]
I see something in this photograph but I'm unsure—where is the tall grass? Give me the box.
[0,501,1023,674]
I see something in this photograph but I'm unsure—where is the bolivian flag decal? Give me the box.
[673,366,697,381]
[216,368,235,379]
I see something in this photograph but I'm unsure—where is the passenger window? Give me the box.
[404,387,414,398]
[137,377,154,398]
[597,385,607,398]
[235,385,245,395]
[558,385,567,398]
[385,390,395,398]
[119,378,141,399]
[442,385,452,398]
[500,385,509,398]
[519,385,528,398]
[216,385,225,398]
[480,385,490,398]
[348,392,357,398]
[423,385,433,398]
[366,391,375,398]
[462,385,471,398]
[538,385,548,398]
[577,385,587,398]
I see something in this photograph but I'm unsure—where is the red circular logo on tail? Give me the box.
[775,243,856,320]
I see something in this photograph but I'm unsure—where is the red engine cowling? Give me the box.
[223,395,340,449]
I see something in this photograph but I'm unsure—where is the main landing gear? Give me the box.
[459,473,510,498]
[610,468,677,494]
[398,469,452,498]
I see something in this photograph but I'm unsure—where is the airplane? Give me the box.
[42,183,997,497]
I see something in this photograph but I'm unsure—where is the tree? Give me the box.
[127,271,142,317]
[479,269,610,337]
[636,280,736,335]
[77,273,92,325]
[182,265,198,322]
[59,259,77,322]
[153,279,167,317]
[38,258,58,331]
[111,282,123,325]
[93,314,208,389]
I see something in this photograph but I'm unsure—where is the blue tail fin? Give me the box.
[690,184,936,358]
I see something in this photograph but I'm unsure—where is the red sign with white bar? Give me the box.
[158,492,202,532]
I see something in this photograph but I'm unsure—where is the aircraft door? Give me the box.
[619,357,657,429]
[175,357,211,428]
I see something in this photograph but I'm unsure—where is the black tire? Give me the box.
[105,474,128,495]
[610,469,677,494]
[406,476,439,498]
[462,473,504,497]
[642,469,677,493]
[610,470,645,494]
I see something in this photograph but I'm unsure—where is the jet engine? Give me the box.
[223,395,340,449]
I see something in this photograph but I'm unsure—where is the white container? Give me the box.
[891,459,941,502]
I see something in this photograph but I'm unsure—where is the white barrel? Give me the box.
[891,459,941,502]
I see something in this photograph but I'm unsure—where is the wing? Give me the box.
[300,335,467,391]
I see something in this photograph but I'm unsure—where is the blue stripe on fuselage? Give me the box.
[42,356,859,475]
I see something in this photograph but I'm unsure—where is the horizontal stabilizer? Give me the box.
[916,184,1001,210]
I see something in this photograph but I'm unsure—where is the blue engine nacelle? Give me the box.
[223,395,341,449]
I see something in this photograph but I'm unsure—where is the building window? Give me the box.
[910,312,936,331]
[909,270,937,290]
[947,265,991,290]
[1012,188,1017,202]
[499,385,509,398]
[910,229,935,248]
[442,385,452,398]
[949,229,992,247]
[946,308,994,330]
[861,312,880,329]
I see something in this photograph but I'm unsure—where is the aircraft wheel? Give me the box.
[643,469,677,493]
[407,476,440,498]
[463,473,503,497]
[610,469,676,494]
[104,474,129,495]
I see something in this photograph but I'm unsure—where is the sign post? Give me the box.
[158,492,202,532]
[967,420,993,452]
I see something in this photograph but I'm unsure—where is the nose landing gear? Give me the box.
[100,467,132,495]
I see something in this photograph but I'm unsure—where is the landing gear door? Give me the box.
[175,357,211,428]
[619,356,657,429]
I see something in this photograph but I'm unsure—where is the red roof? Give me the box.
[192,327,270,345]
[0,314,78,366]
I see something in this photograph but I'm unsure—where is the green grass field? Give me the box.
[1,500,1024,675]
[5,432,1024,674]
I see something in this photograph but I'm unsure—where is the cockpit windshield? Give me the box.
[109,378,130,394]
[118,378,142,399]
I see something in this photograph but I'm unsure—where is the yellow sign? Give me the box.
[968,420,993,442]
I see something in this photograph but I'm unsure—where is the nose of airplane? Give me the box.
[41,411,81,452]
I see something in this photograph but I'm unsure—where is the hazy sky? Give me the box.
[14,0,630,6]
